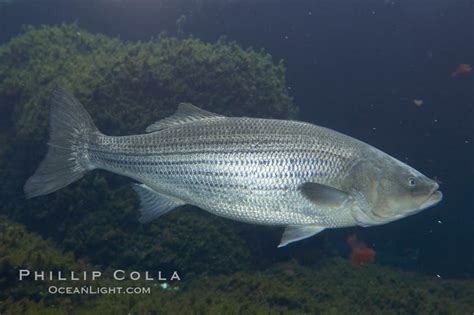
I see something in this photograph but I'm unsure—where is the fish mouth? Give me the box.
[420,190,443,209]
[365,183,443,225]
[420,182,443,209]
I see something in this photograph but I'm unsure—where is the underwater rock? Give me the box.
[2,225,473,315]
[0,24,295,275]
[0,216,92,309]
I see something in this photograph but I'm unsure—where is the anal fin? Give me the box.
[278,225,326,247]
[132,184,186,223]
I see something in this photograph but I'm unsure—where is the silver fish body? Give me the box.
[89,117,362,227]
[25,89,443,247]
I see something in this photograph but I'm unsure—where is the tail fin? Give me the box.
[24,88,99,198]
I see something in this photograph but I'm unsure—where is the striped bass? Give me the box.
[25,88,442,247]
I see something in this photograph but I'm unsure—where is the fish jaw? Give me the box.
[419,190,443,210]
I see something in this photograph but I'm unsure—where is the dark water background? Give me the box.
[1,0,473,278]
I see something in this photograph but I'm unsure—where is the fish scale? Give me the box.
[25,89,442,247]
[87,117,358,226]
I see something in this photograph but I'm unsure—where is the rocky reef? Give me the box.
[2,216,474,314]
[0,24,294,276]
[1,25,473,314]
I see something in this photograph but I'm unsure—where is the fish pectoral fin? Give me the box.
[299,182,350,208]
[132,184,186,223]
[278,225,326,248]
[146,103,224,132]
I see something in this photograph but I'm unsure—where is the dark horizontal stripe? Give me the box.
[93,154,339,170]
[155,180,297,192]
[89,147,348,162]
[135,168,326,178]
[96,156,331,180]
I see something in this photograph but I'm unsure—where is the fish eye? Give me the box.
[408,177,416,187]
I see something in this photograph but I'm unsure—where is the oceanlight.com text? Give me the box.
[48,285,151,295]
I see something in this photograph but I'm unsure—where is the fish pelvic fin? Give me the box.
[24,88,99,198]
[278,225,326,248]
[133,184,186,223]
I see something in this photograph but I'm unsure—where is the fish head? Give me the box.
[347,155,442,226]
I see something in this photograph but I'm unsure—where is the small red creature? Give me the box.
[347,234,376,266]
[451,64,472,78]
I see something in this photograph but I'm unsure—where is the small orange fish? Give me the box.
[451,64,472,78]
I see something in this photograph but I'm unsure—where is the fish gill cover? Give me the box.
[0,24,473,314]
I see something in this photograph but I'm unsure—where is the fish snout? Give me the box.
[421,180,443,209]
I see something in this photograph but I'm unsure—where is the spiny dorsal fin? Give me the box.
[132,183,186,223]
[146,103,224,132]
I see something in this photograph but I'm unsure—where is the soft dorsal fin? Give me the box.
[146,103,224,132]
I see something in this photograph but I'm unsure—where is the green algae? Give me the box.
[0,23,294,139]
[0,216,92,311]
[0,24,127,139]
[2,216,473,314]
[0,24,293,275]
[1,24,473,315]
